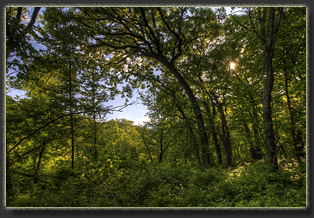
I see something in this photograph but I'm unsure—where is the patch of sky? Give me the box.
[105,83,149,126]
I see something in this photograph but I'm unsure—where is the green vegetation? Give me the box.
[5,7,306,208]
[7,152,306,207]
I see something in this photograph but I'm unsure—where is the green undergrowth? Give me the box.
[7,159,306,207]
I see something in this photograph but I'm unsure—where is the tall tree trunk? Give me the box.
[243,122,262,160]
[140,133,154,163]
[36,140,46,171]
[6,144,12,194]
[93,111,98,162]
[249,110,263,160]
[34,140,46,183]
[173,98,201,166]
[204,101,222,165]
[247,96,264,160]
[259,7,282,170]
[190,133,201,167]
[263,53,278,170]
[274,130,288,159]
[215,98,232,168]
[69,63,75,170]
[283,50,301,162]
[159,129,163,163]
[158,57,210,168]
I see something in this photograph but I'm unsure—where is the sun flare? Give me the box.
[229,61,236,70]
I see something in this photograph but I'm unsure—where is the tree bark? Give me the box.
[204,101,222,165]
[215,99,232,168]
[263,53,278,170]
[6,145,13,194]
[34,140,46,183]
[140,132,154,163]
[80,8,211,167]
[154,79,202,167]
[157,56,210,168]
[36,140,46,171]
[243,122,262,160]
[248,100,263,160]
[283,50,302,162]
[174,101,201,167]
[69,63,75,170]
[159,129,163,163]
[259,7,282,170]
[93,111,98,162]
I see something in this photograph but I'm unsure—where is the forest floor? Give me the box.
[6,158,306,208]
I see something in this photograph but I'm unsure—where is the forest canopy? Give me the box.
[5,6,307,208]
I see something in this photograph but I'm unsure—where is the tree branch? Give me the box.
[8,105,130,153]
[232,13,265,43]
[26,7,41,29]
[16,7,23,22]
[157,8,183,63]
[140,8,161,54]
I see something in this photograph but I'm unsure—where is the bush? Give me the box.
[7,159,306,207]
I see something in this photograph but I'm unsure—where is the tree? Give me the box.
[232,7,283,170]
[274,7,306,161]
[71,7,221,168]
[6,7,41,58]
[5,6,306,208]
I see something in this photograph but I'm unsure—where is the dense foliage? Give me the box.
[5,6,306,208]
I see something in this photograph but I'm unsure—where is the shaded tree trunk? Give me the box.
[243,122,262,160]
[140,133,154,163]
[263,53,278,170]
[69,63,75,170]
[283,49,302,162]
[158,57,210,168]
[79,8,211,167]
[204,101,222,165]
[258,8,282,170]
[36,140,46,171]
[274,131,288,159]
[247,96,264,160]
[93,111,98,162]
[215,98,232,168]
[6,145,13,194]
[34,140,46,184]
[172,96,201,167]
[159,129,163,163]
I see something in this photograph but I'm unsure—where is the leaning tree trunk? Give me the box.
[158,57,210,168]
[34,140,46,184]
[174,100,202,167]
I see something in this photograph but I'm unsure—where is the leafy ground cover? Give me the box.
[7,159,306,207]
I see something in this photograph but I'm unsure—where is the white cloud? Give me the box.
[134,116,150,126]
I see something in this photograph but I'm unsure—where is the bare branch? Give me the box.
[248,9,266,42]
[26,7,41,29]
[232,13,265,43]
[16,7,22,22]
